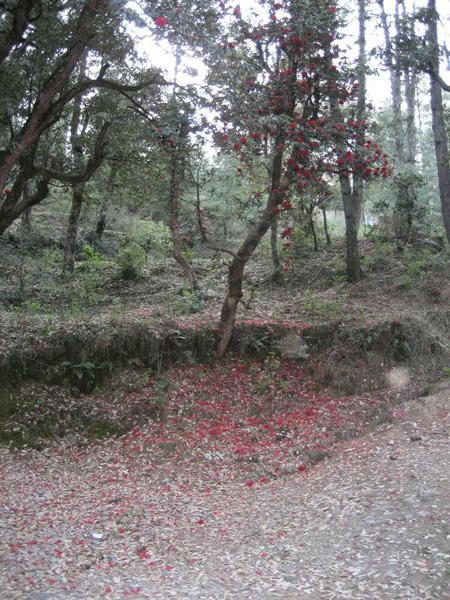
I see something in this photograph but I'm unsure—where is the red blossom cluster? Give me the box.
[154,16,168,27]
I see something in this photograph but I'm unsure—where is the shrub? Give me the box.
[116,242,147,280]
[130,220,171,258]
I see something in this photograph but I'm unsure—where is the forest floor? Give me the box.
[0,233,449,598]
[0,382,448,599]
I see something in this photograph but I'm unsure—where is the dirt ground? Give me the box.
[0,383,448,600]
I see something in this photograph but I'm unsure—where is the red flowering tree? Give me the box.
[147,0,389,356]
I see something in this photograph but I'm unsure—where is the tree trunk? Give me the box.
[96,167,115,239]
[337,0,365,282]
[217,146,286,358]
[308,206,318,252]
[321,206,331,245]
[168,141,198,291]
[340,174,362,281]
[20,181,33,229]
[195,170,208,243]
[270,218,281,279]
[21,208,32,229]
[62,185,84,275]
[428,0,450,244]
[63,53,87,276]
[96,198,107,239]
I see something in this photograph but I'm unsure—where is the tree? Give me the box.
[425,0,450,244]
[377,0,421,242]
[0,0,164,234]
[206,0,388,355]
[336,0,367,281]
[0,0,39,66]
[146,1,388,355]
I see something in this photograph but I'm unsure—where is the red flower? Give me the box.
[282,200,293,210]
[137,548,149,559]
[281,227,292,238]
[233,5,241,16]
[273,207,281,215]
[154,16,168,27]
[240,136,248,144]
[234,142,241,151]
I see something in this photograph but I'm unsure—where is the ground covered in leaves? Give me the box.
[0,377,448,599]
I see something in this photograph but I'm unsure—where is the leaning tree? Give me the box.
[147,0,390,355]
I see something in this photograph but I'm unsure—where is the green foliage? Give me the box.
[361,241,396,272]
[400,248,431,288]
[41,248,64,270]
[291,225,308,256]
[49,359,113,393]
[301,290,345,319]
[81,244,107,268]
[116,242,147,280]
[129,220,171,258]
[173,289,204,315]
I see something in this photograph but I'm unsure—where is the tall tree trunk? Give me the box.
[62,185,83,275]
[308,205,318,252]
[63,53,87,276]
[167,53,198,291]
[95,197,108,239]
[20,181,33,229]
[340,174,362,281]
[167,122,198,291]
[427,0,450,244]
[194,169,208,243]
[96,167,115,239]
[337,0,366,282]
[379,0,420,240]
[321,206,331,245]
[168,154,198,291]
[270,218,281,279]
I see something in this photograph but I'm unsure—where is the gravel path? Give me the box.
[1,387,449,600]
